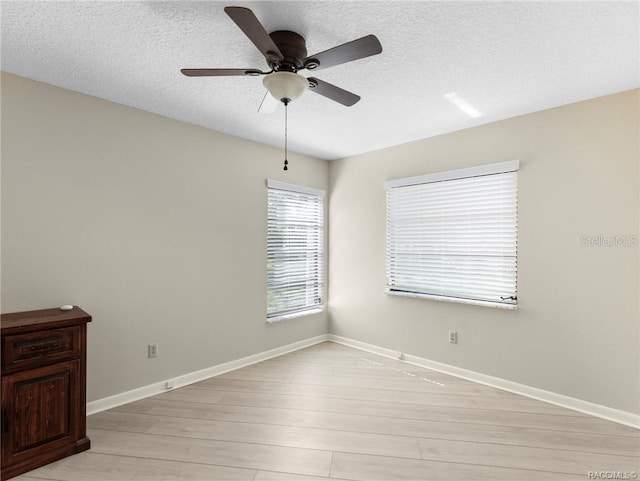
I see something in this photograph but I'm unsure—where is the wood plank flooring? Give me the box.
[15,342,639,480]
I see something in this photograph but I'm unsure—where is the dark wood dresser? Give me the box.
[1,306,91,480]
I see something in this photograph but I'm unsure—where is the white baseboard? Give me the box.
[328,334,640,429]
[87,331,639,429]
[87,334,328,416]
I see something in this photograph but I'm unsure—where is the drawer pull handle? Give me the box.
[29,342,60,351]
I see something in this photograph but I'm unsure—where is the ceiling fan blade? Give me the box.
[224,6,284,64]
[304,35,382,71]
[307,78,360,106]
[258,91,280,114]
[181,68,264,77]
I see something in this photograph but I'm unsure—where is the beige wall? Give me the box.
[1,73,329,402]
[328,89,639,415]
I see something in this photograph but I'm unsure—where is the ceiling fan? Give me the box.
[181,6,383,111]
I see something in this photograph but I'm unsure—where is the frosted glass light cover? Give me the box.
[263,72,308,102]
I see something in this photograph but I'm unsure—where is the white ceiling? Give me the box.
[2,1,638,160]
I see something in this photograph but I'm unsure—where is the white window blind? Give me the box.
[385,160,519,308]
[267,180,325,319]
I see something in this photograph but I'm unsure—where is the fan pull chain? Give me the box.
[283,99,289,171]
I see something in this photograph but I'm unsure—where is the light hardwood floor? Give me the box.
[15,342,640,480]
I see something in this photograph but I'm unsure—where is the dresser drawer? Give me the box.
[2,327,81,371]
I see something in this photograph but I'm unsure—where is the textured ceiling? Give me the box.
[2,1,638,160]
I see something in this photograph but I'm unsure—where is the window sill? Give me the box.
[267,307,324,324]
[386,290,518,310]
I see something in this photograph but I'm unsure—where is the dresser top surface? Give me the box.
[1,306,91,334]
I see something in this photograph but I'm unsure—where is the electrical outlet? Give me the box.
[448,331,458,344]
[148,343,158,358]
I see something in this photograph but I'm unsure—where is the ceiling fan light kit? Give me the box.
[263,71,308,102]
[182,6,382,170]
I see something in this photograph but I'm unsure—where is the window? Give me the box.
[385,160,519,308]
[267,180,325,320]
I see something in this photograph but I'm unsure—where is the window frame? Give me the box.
[266,179,325,322]
[384,160,519,309]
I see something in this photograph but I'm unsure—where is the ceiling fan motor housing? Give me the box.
[269,30,309,71]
